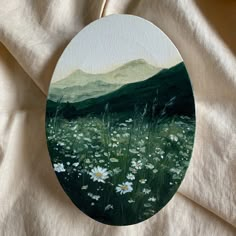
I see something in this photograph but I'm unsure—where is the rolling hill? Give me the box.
[48,80,121,103]
[47,62,195,119]
[48,59,161,102]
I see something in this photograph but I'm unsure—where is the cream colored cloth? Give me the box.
[0,0,235,235]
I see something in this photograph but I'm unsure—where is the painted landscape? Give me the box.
[46,60,195,225]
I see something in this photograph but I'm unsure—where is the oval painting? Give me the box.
[46,15,195,226]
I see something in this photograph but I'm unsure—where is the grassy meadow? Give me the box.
[46,62,195,225]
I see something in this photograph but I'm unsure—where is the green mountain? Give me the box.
[47,62,195,119]
[48,59,161,102]
[49,80,121,103]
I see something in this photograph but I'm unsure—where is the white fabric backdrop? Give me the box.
[0,0,235,235]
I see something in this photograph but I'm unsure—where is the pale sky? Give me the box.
[52,14,182,82]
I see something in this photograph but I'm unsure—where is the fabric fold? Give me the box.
[0,0,235,235]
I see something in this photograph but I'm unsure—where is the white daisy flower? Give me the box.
[72,162,80,167]
[89,166,109,183]
[127,173,135,180]
[169,134,178,142]
[131,160,143,170]
[139,179,147,184]
[145,163,154,170]
[128,199,135,203]
[148,197,156,202]
[92,195,100,201]
[143,188,151,194]
[116,182,133,195]
[110,158,119,163]
[104,204,114,211]
[81,185,88,190]
[53,163,66,173]
[169,168,181,175]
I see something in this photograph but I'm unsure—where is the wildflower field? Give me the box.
[46,62,195,225]
[46,106,195,225]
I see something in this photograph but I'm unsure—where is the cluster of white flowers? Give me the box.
[148,197,156,202]
[46,111,194,222]
[88,192,101,201]
[127,173,135,180]
[131,160,143,170]
[53,163,66,173]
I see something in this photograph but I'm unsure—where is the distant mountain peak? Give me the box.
[110,59,159,73]
[117,58,153,67]
[49,59,163,103]
[55,59,158,79]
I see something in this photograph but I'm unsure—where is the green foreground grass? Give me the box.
[46,108,195,225]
